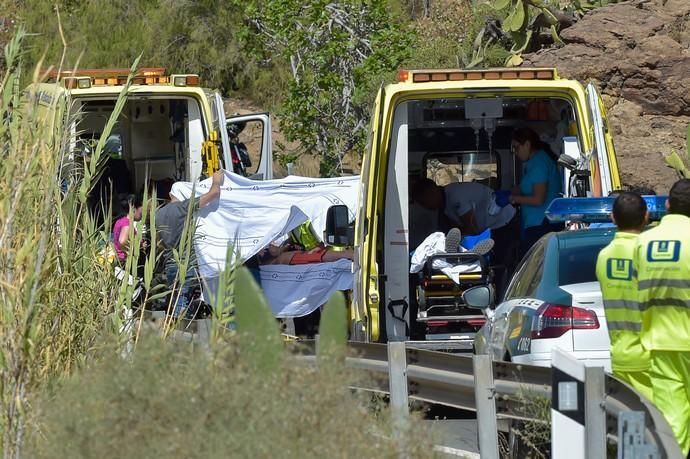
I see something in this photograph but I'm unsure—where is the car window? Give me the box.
[504,238,547,300]
[558,242,608,285]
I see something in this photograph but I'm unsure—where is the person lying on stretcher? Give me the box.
[257,240,354,265]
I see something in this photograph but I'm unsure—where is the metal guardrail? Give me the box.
[291,340,682,459]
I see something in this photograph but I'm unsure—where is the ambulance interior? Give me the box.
[71,97,207,218]
[381,96,588,339]
[405,96,583,249]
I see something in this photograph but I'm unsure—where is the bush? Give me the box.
[14,0,285,108]
[28,338,438,459]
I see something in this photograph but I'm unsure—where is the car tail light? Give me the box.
[530,303,599,339]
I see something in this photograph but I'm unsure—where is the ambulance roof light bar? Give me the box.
[396,68,558,84]
[48,67,166,80]
[545,196,668,224]
[46,68,200,87]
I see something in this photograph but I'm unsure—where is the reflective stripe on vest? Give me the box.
[638,278,690,290]
[639,298,690,311]
[635,214,690,351]
[607,321,642,332]
[603,299,641,311]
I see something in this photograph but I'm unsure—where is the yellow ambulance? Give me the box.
[327,67,621,346]
[28,67,273,202]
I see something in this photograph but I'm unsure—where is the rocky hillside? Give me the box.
[523,0,690,193]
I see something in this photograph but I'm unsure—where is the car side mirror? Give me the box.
[324,205,354,247]
[462,285,493,309]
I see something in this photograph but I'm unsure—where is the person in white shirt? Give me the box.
[413,178,515,235]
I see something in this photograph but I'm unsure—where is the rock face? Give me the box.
[523,0,690,193]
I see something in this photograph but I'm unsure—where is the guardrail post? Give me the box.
[585,366,606,459]
[388,341,409,419]
[388,341,409,459]
[473,353,499,459]
[552,348,586,458]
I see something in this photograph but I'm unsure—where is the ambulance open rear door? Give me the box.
[586,83,621,197]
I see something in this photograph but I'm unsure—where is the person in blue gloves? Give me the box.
[509,127,563,256]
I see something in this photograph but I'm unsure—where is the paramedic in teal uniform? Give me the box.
[509,127,563,257]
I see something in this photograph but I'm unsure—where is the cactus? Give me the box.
[470,0,621,68]
[664,123,690,179]
[234,266,283,373]
[468,0,566,67]
[317,292,348,365]
[664,151,690,178]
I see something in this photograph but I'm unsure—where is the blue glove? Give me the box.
[495,190,512,207]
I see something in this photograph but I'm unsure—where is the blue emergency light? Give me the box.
[545,196,668,223]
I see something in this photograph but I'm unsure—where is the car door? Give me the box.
[225,112,273,180]
[586,83,621,197]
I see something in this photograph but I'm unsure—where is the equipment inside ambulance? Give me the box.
[28,67,274,220]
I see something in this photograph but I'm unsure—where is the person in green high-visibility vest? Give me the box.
[290,221,320,251]
[634,179,690,456]
[596,192,652,401]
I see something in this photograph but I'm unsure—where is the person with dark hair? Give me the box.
[595,192,651,401]
[633,178,690,455]
[509,127,562,256]
[112,194,145,263]
[612,192,648,230]
[413,178,515,237]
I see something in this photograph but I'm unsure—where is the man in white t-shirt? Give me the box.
[414,178,515,235]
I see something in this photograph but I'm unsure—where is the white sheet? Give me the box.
[258,259,354,317]
[170,172,359,316]
[409,232,481,284]
[170,171,360,278]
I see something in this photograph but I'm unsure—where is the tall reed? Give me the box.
[0,30,139,456]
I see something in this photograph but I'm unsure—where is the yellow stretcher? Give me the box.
[415,252,492,326]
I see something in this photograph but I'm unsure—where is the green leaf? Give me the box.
[493,0,512,10]
[509,29,533,54]
[503,0,526,32]
[506,53,524,67]
[318,292,347,363]
[550,25,564,45]
[234,267,283,374]
[665,151,690,179]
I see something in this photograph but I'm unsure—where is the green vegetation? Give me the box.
[665,122,690,179]
[251,0,413,176]
[0,28,126,456]
[2,0,619,176]
[26,267,436,458]
[466,0,624,67]
[27,335,437,459]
